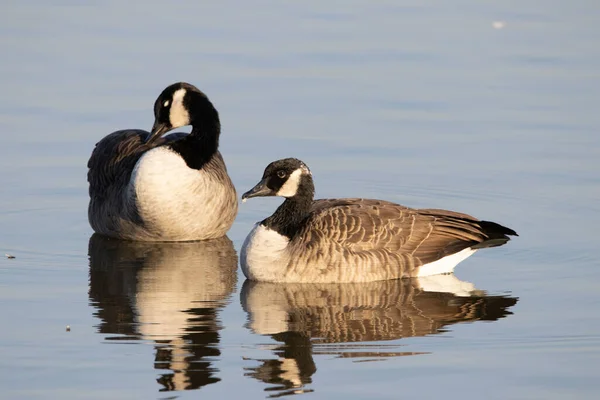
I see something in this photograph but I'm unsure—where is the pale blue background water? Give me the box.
[1,1,599,399]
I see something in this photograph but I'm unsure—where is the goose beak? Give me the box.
[145,120,172,144]
[242,179,274,203]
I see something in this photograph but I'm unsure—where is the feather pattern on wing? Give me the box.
[281,198,513,281]
[87,129,184,199]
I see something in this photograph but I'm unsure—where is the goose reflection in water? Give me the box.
[241,275,518,397]
[88,234,237,392]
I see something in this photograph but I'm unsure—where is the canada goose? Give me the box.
[241,158,517,283]
[87,82,237,241]
[241,277,517,394]
[88,234,237,391]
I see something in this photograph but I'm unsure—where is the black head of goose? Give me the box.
[87,82,237,241]
[240,158,517,283]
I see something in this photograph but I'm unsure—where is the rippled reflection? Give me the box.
[88,234,237,392]
[241,275,518,397]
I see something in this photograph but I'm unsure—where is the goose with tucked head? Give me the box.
[88,82,237,241]
[240,158,517,283]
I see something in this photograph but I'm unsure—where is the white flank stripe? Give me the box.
[417,248,477,277]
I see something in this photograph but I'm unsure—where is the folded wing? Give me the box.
[299,199,516,266]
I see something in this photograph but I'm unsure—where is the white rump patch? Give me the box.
[417,248,477,277]
[276,168,303,197]
[169,88,189,128]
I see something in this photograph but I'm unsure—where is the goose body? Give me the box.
[241,158,517,283]
[88,82,237,241]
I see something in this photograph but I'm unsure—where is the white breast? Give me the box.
[241,224,291,282]
[128,146,230,240]
[131,146,197,197]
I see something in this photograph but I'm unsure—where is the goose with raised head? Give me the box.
[240,158,517,283]
[88,82,237,241]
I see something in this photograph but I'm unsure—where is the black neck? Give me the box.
[263,176,315,238]
[169,93,221,170]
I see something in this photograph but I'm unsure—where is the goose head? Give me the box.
[146,82,219,144]
[242,158,313,202]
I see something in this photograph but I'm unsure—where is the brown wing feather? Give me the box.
[87,130,148,198]
[87,129,186,198]
[301,199,492,266]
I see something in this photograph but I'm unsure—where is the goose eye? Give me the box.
[163,100,170,108]
[277,170,287,179]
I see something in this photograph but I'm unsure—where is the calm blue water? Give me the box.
[1,1,599,399]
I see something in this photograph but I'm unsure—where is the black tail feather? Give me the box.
[479,220,518,238]
[471,220,517,249]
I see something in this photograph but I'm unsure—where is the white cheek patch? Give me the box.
[169,88,190,128]
[276,168,302,197]
[299,162,311,175]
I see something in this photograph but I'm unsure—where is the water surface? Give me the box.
[1,1,599,399]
